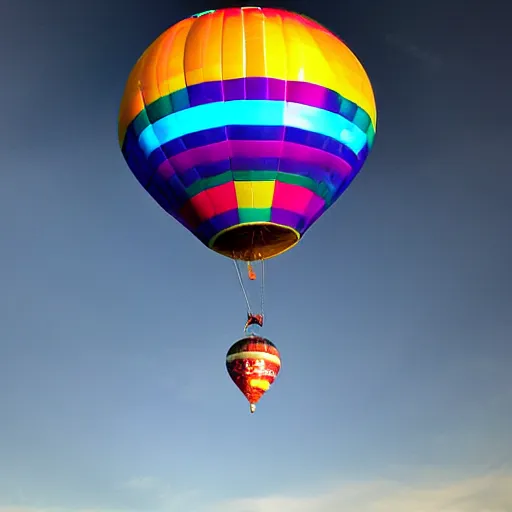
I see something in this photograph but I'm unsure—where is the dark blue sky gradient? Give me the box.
[1,0,511,510]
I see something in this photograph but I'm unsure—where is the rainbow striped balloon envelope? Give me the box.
[118,7,377,261]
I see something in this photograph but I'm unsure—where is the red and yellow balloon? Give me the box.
[226,336,281,413]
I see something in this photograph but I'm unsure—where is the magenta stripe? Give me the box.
[157,140,352,178]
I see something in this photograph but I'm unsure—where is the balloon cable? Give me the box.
[260,259,265,317]
[233,259,251,313]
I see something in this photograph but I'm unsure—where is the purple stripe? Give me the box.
[195,209,240,243]
[184,78,348,116]
[141,125,361,173]
[157,141,352,181]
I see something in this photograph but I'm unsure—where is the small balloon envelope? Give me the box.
[226,336,281,413]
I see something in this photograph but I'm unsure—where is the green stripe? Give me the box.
[239,208,271,223]
[353,107,371,133]
[192,9,216,18]
[232,170,277,181]
[366,123,376,149]
[185,172,231,197]
[184,171,334,203]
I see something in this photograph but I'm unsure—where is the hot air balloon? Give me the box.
[118,7,377,330]
[226,336,281,413]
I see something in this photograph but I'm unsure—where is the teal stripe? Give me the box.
[138,100,367,158]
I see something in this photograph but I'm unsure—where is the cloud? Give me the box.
[206,473,512,512]
[1,473,511,512]
[0,509,125,512]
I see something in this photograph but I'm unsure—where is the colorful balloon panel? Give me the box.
[119,7,376,261]
[226,336,281,409]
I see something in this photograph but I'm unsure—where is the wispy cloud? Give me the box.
[206,473,512,512]
[0,509,125,512]
[1,473,511,512]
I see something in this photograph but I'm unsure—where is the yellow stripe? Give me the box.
[119,8,376,145]
[243,8,267,77]
[250,379,271,391]
[202,12,224,82]
[221,9,245,80]
[184,16,209,86]
[262,10,286,79]
[234,181,275,209]
[226,351,281,365]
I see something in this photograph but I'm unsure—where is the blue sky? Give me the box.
[1,0,511,510]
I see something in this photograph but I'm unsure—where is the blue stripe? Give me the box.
[123,125,366,187]
[138,100,367,158]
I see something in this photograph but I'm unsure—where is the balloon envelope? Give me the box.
[119,7,376,261]
[226,336,281,411]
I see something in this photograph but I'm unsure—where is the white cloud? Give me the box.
[206,473,512,512]
[0,509,125,512]
[0,509,37,512]
[1,473,512,512]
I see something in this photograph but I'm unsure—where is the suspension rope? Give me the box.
[260,259,265,317]
[233,259,251,312]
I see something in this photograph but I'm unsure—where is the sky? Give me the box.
[1,0,512,510]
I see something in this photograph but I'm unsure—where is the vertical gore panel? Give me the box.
[222,9,245,80]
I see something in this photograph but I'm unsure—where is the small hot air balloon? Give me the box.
[226,336,281,413]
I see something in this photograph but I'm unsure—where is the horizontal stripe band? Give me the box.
[123,126,368,180]
[179,180,325,226]
[138,100,368,158]
[183,171,335,204]
[146,171,357,216]
[227,338,279,355]
[153,140,355,190]
[128,77,374,141]
[226,352,281,365]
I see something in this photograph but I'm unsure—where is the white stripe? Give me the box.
[226,351,281,365]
